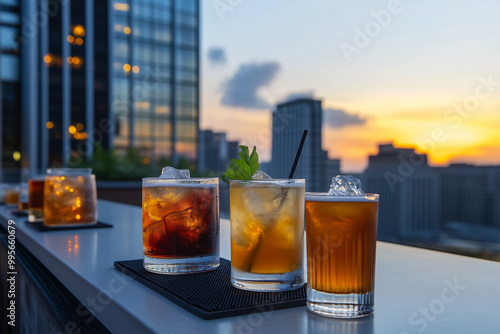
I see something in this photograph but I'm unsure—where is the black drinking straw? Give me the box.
[288,130,308,178]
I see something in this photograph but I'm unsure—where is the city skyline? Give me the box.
[200,0,500,173]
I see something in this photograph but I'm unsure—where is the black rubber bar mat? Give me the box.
[114,258,306,319]
[26,221,112,231]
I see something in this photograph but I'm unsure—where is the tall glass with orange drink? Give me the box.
[305,192,379,318]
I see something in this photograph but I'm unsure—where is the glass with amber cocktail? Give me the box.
[230,179,305,291]
[44,168,98,227]
[305,192,379,318]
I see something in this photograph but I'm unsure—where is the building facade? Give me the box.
[435,164,500,228]
[111,0,199,164]
[269,98,323,191]
[362,143,500,241]
[0,0,22,180]
[322,149,340,191]
[361,143,440,240]
[198,129,239,173]
[0,0,199,179]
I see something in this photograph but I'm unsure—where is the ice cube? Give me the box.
[251,170,272,180]
[160,166,190,179]
[241,187,285,226]
[163,207,203,246]
[163,207,200,231]
[231,216,264,248]
[328,175,364,196]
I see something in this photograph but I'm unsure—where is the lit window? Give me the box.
[114,3,129,11]
[73,25,85,37]
[13,151,21,161]
[44,54,52,64]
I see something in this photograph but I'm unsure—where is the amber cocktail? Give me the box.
[5,186,19,205]
[44,168,97,227]
[28,178,45,222]
[305,193,379,318]
[142,177,219,274]
[230,179,305,291]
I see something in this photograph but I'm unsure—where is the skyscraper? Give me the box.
[111,0,199,164]
[0,0,200,179]
[362,143,439,240]
[0,0,22,179]
[0,0,111,179]
[269,98,323,191]
[198,129,239,173]
[435,164,500,228]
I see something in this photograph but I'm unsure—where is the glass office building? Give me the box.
[0,0,199,178]
[112,0,199,163]
[0,0,22,175]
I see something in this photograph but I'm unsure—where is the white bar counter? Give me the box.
[1,200,499,333]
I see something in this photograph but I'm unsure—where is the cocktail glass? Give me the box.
[5,185,20,205]
[44,168,98,227]
[229,179,305,291]
[28,177,45,222]
[142,177,220,274]
[305,192,379,318]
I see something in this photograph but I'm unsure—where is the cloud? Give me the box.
[221,62,280,109]
[207,47,227,65]
[282,91,314,103]
[323,108,369,128]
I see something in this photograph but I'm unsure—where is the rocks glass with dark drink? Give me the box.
[142,167,220,274]
[305,176,379,318]
[28,177,45,222]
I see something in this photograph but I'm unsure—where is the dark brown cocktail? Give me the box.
[142,177,219,274]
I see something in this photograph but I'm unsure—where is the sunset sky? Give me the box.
[200,0,500,172]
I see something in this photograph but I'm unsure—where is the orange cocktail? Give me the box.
[305,193,379,318]
[230,179,305,291]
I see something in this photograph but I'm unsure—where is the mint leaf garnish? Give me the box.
[221,145,260,184]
